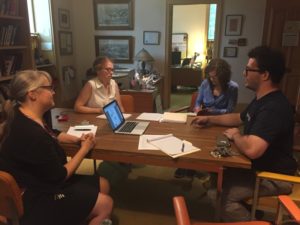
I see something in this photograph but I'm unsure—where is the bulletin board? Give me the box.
[172,33,188,59]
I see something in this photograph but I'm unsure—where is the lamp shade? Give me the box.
[134,48,154,62]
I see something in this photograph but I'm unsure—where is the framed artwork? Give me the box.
[95,35,134,63]
[62,65,76,84]
[225,15,243,36]
[93,0,134,30]
[223,47,238,57]
[143,31,160,45]
[59,31,73,55]
[58,8,70,29]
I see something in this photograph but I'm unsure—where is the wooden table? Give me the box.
[51,108,251,219]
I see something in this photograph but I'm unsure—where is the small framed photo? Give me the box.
[95,35,134,63]
[225,15,243,36]
[58,8,71,29]
[59,31,73,55]
[223,47,238,57]
[143,31,160,45]
[93,0,134,30]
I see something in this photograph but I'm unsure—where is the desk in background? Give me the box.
[121,89,160,113]
[171,67,202,89]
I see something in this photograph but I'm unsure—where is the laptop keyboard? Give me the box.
[119,121,138,133]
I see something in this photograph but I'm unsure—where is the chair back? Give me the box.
[121,94,135,113]
[188,92,198,112]
[0,170,23,225]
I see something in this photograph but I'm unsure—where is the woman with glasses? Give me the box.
[74,56,124,113]
[0,70,113,225]
[194,58,238,115]
[175,58,238,179]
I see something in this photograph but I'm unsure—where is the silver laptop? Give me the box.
[103,100,149,135]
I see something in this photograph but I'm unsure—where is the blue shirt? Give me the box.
[194,79,238,114]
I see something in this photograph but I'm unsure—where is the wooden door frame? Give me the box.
[164,0,222,109]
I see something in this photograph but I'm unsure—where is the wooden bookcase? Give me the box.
[0,0,34,84]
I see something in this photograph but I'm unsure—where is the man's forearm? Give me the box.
[208,113,242,127]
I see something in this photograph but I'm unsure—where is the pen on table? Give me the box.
[74,129,91,131]
[181,143,185,152]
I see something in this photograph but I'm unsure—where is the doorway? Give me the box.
[164,0,222,109]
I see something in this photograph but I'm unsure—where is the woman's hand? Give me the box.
[80,133,96,154]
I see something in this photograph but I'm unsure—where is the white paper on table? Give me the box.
[96,113,132,119]
[136,113,163,121]
[67,125,97,138]
[138,135,167,150]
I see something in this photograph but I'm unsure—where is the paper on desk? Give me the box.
[138,135,163,150]
[97,113,132,119]
[136,113,163,121]
[147,134,201,158]
[67,125,97,138]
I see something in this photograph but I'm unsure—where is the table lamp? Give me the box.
[135,48,154,74]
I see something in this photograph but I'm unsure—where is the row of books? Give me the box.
[0,25,18,46]
[0,53,22,77]
[0,0,19,16]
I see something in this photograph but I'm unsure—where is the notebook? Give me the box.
[103,100,149,135]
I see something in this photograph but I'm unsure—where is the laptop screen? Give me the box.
[103,100,125,131]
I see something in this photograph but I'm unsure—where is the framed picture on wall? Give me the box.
[225,15,243,36]
[143,31,160,45]
[95,35,134,63]
[59,31,73,55]
[223,47,238,57]
[58,8,71,29]
[93,0,134,30]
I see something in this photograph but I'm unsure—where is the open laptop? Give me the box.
[103,100,149,135]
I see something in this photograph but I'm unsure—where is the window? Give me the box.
[26,0,36,32]
[207,4,217,41]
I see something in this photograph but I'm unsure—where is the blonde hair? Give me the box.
[0,70,52,145]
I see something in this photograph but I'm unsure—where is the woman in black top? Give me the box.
[0,70,113,225]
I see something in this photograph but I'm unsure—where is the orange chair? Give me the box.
[0,171,23,225]
[173,195,300,225]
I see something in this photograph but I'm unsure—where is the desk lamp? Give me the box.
[135,48,154,75]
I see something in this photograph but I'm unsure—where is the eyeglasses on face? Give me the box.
[244,67,264,75]
[38,85,55,91]
[101,68,114,72]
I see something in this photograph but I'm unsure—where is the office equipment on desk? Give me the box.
[103,100,149,135]
[160,112,187,123]
[146,134,200,158]
[136,113,163,121]
[67,125,97,137]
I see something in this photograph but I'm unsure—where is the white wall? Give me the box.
[51,0,267,104]
[173,5,208,61]
[220,0,267,103]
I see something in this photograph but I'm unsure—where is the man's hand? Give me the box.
[191,116,209,127]
[223,128,240,141]
[80,133,96,154]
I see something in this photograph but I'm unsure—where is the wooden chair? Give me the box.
[92,94,135,173]
[173,195,300,225]
[120,94,135,113]
[0,171,23,225]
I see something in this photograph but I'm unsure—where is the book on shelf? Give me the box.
[0,0,19,16]
[0,53,22,76]
[0,25,18,46]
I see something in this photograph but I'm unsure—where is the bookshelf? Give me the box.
[0,0,34,81]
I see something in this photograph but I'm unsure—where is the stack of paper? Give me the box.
[160,112,187,123]
[139,134,200,158]
[136,113,163,121]
[67,125,97,137]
